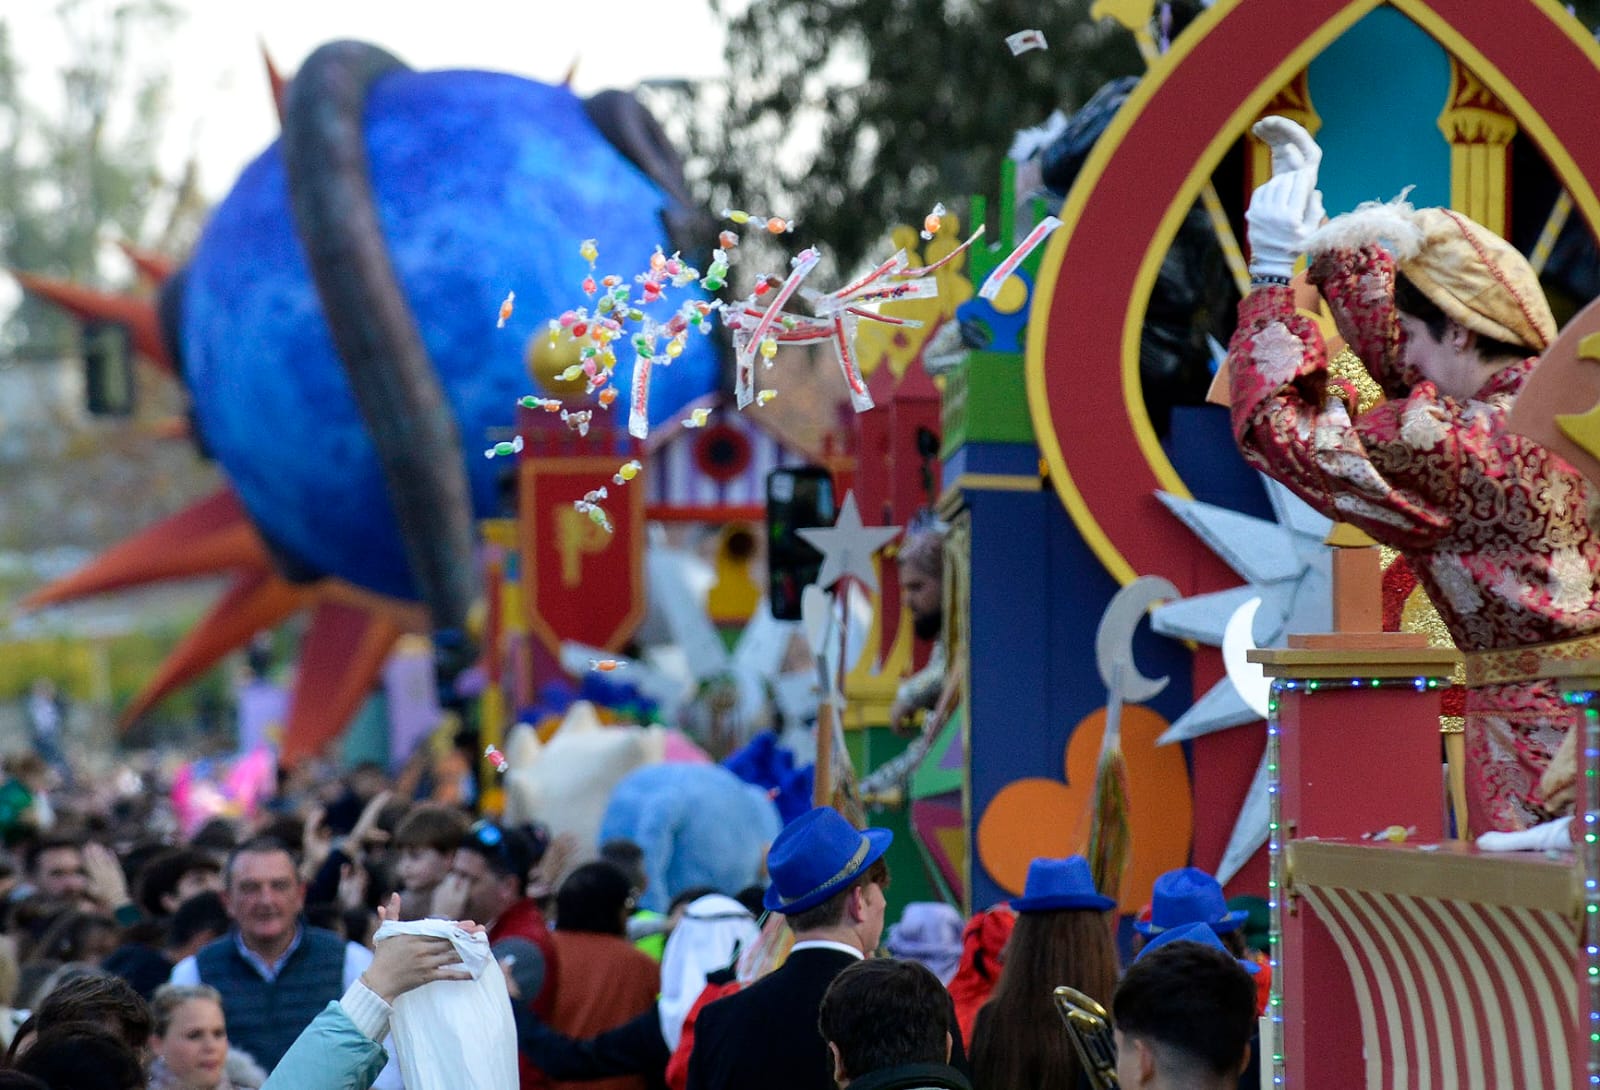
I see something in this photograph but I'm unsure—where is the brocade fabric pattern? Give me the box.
[1227,246,1600,831]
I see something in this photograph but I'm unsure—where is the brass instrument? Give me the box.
[1053,985,1119,1090]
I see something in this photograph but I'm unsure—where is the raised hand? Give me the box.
[1245,166,1325,281]
[1252,115,1322,180]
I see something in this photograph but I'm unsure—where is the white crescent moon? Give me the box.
[1222,597,1272,719]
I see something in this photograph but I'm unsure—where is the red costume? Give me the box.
[1228,245,1600,834]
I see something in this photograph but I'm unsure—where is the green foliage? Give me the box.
[0,0,183,357]
[683,0,1146,274]
[677,0,1600,277]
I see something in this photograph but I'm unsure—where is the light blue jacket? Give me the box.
[260,1002,387,1090]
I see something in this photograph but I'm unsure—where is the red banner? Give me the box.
[519,455,645,656]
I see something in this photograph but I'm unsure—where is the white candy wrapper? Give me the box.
[831,314,874,412]
[1006,29,1048,54]
[628,350,653,439]
[978,216,1063,301]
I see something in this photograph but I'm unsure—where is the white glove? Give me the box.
[1246,168,1324,280]
[1253,116,1322,179]
[1476,815,1573,852]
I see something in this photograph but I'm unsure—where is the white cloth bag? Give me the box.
[373,919,519,1090]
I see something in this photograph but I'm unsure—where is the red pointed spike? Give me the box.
[119,572,311,728]
[278,600,404,767]
[10,270,174,376]
[261,39,287,126]
[116,241,176,285]
[21,489,270,610]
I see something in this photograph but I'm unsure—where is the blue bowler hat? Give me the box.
[764,807,893,916]
[1137,921,1260,975]
[1134,867,1248,935]
[1008,856,1116,914]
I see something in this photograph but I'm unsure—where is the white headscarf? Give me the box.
[657,894,760,1050]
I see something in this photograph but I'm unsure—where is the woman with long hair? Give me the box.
[969,856,1119,1090]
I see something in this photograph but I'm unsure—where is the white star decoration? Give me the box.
[1149,475,1336,884]
[798,491,902,593]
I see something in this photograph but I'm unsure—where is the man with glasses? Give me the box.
[435,819,562,1089]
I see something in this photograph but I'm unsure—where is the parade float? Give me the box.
[937,0,1600,1084]
[14,1,1600,1081]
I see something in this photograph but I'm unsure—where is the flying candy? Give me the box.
[598,387,619,409]
[978,216,1063,301]
[718,230,740,250]
[589,659,624,672]
[484,436,524,459]
[583,487,609,504]
[484,745,508,773]
[682,407,712,429]
[766,217,793,235]
[921,202,946,241]
[756,390,778,406]
[1005,28,1048,54]
[580,239,599,265]
[497,291,516,328]
[613,460,641,485]
[519,395,563,412]
[562,408,592,437]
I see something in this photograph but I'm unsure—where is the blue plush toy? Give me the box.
[599,762,782,913]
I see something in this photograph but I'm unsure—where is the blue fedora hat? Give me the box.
[1008,856,1115,914]
[1134,867,1248,935]
[764,807,893,916]
[1137,921,1260,975]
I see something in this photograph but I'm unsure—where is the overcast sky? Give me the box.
[8,0,729,201]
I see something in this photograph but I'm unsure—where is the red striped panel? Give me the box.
[1301,886,1577,1089]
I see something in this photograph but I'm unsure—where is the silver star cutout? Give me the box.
[798,491,902,592]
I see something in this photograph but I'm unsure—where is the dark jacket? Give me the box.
[687,948,860,1090]
[687,950,968,1090]
[848,1062,971,1090]
[512,1003,669,1090]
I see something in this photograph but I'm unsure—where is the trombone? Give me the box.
[1053,985,1119,1090]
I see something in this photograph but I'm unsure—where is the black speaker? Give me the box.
[83,321,134,416]
[766,465,836,620]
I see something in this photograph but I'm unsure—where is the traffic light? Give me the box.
[766,465,836,620]
[83,321,135,416]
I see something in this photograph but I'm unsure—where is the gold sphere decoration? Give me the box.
[526,330,588,397]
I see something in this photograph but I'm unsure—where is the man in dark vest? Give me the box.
[169,836,401,1088]
[689,806,966,1090]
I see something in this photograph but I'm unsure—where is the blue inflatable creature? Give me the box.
[599,762,782,913]
[170,41,720,640]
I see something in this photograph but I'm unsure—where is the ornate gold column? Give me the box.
[1437,57,1517,235]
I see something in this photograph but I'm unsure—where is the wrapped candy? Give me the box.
[497,291,515,328]
[978,216,1063,301]
[921,202,945,241]
[682,407,712,429]
[484,436,523,459]
[484,745,508,773]
[613,459,642,485]
[561,408,592,437]
[1005,28,1048,54]
[589,659,624,672]
[756,390,778,406]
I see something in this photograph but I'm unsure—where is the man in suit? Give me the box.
[686,807,892,1090]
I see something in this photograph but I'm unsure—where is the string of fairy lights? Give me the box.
[1561,688,1600,1088]
[1264,674,1450,1089]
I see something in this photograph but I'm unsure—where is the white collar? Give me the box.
[789,939,865,959]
